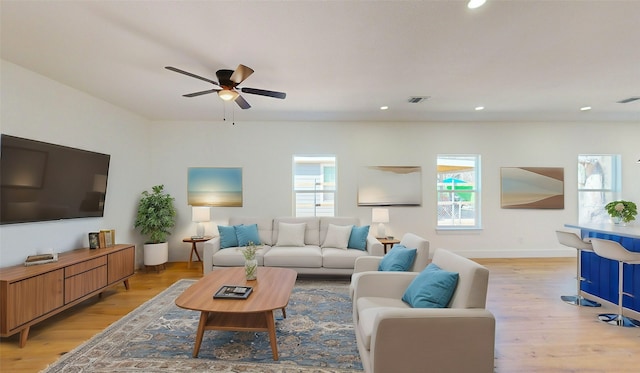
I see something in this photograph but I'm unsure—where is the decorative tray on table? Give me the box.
[214,285,253,299]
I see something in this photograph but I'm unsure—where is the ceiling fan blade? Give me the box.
[230,64,254,85]
[241,87,286,99]
[235,95,251,109]
[183,89,219,97]
[165,66,219,86]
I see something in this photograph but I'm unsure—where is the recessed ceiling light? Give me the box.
[380,106,389,110]
[475,106,485,111]
[580,106,592,111]
[468,0,487,9]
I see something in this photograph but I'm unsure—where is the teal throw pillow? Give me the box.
[218,225,239,249]
[402,263,459,308]
[235,224,261,246]
[378,245,417,271]
[348,225,370,250]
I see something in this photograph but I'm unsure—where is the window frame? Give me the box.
[293,155,336,217]
[436,154,481,230]
[577,154,621,224]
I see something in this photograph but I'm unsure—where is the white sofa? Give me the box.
[352,248,495,373]
[203,216,384,275]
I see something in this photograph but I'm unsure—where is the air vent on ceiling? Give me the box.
[617,97,640,104]
[407,96,430,104]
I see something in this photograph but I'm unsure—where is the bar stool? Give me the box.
[555,231,601,307]
[590,238,640,327]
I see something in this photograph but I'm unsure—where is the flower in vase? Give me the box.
[240,241,259,260]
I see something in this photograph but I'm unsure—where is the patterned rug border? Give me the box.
[41,279,362,373]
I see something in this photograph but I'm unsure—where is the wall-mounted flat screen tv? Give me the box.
[0,134,111,224]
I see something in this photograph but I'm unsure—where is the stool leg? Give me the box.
[561,249,600,307]
[598,261,640,327]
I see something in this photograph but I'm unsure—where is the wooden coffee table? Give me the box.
[175,266,297,360]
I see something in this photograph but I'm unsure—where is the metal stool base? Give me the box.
[560,295,601,307]
[598,313,640,327]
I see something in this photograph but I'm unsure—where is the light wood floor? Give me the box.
[1,259,640,372]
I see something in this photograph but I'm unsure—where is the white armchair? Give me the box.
[349,233,429,298]
[352,248,495,373]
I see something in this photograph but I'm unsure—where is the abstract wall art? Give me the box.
[500,167,564,209]
[357,166,422,206]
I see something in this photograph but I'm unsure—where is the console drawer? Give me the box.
[64,265,108,304]
[64,257,107,278]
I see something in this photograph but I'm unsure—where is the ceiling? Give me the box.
[2,1,639,123]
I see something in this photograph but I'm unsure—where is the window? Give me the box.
[293,156,336,217]
[437,155,481,229]
[578,154,620,224]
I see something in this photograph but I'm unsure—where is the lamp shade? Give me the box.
[192,206,210,222]
[218,89,239,101]
[372,208,389,223]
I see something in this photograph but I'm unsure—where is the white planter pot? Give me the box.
[143,242,169,266]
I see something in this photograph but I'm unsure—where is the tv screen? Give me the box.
[0,134,111,224]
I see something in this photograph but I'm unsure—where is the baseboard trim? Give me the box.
[454,248,575,258]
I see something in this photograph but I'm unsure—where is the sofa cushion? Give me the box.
[273,217,320,246]
[378,245,417,271]
[357,296,410,350]
[235,224,261,246]
[275,222,306,247]
[212,246,270,266]
[322,247,370,269]
[320,217,359,244]
[348,225,370,250]
[263,246,323,268]
[402,263,459,308]
[229,217,274,246]
[218,225,239,249]
[322,224,353,249]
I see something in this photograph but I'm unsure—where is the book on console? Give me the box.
[24,253,58,266]
[214,285,253,299]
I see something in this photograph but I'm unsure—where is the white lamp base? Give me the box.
[377,223,386,238]
[196,223,205,238]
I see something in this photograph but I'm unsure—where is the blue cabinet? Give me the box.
[570,225,640,312]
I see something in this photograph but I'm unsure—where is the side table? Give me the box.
[182,236,213,269]
[378,237,401,254]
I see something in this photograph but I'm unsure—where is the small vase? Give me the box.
[245,258,258,280]
[611,216,622,225]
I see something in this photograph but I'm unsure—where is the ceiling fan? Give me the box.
[165,64,286,109]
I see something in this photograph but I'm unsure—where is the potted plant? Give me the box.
[134,185,177,267]
[605,200,637,225]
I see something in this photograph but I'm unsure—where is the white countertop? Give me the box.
[564,222,640,239]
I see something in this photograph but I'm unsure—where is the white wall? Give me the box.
[151,120,640,261]
[2,59,639,267]
[0,60,151,267]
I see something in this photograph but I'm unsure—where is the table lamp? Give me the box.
[371,208,389,238]
[192,206,210,238]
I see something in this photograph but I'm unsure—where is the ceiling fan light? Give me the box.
[218,89,238,101]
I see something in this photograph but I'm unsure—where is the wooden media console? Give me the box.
[0,244,135,347]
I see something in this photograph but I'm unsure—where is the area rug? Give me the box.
[41,279,362,373]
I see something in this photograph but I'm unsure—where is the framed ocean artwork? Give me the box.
[188,167,243,207]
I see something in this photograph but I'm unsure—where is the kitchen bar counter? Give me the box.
[564,222,640,312]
